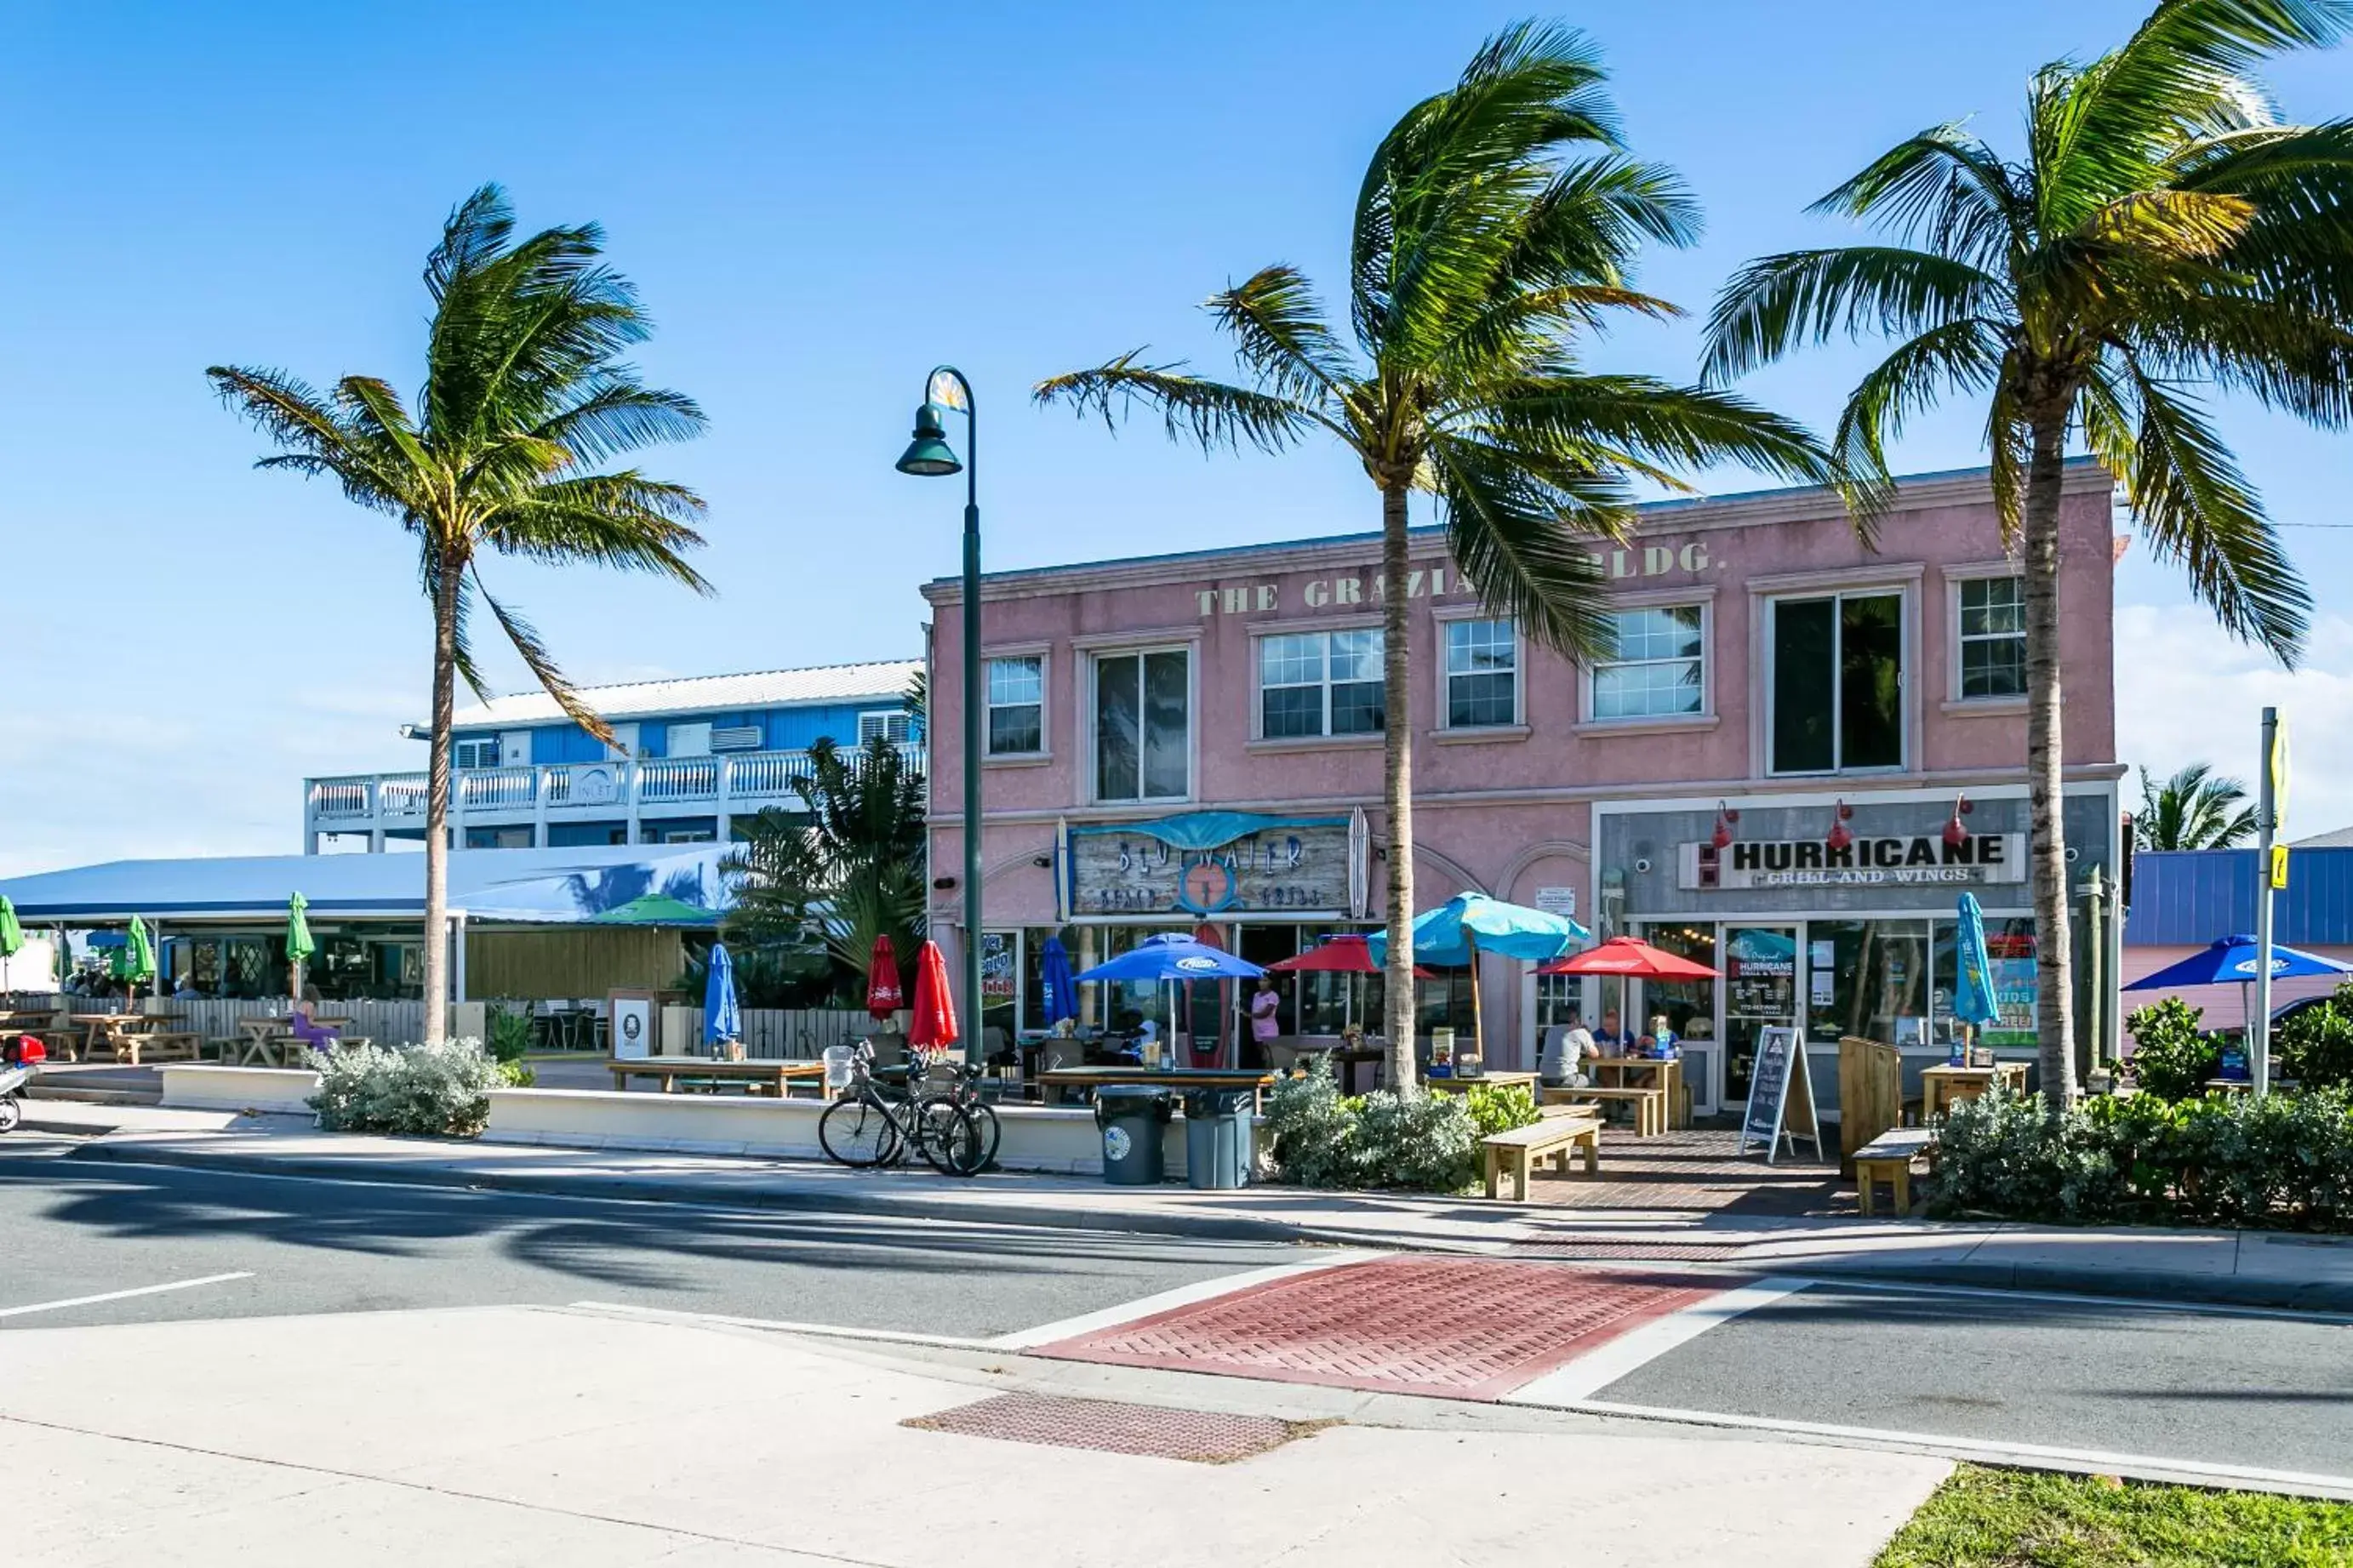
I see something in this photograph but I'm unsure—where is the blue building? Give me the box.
[303,660,922,853]
[2123,841,2353,1030]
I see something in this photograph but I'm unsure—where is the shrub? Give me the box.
[485,1005,534,1063]
[2124,997,2219,1100]
[1927,1083,2353,1230]
[1463,1081,1542,1140]
[310,1038,503,1138]
[2278,994,2353,1092]
[1262,1058,1486,1192]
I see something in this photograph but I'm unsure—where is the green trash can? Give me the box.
[1182,1087,1255,1190]
[1094,1085,1173,1184]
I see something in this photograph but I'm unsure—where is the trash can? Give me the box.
[1093,1085,1173,1185]
[1182,1087,1255,1190]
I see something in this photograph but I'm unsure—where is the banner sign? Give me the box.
[1065,811,1362,919]
[1682,833,2026,891]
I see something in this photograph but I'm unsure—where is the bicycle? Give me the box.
[818,1042,989,1176]
[922,1057,1002,1172]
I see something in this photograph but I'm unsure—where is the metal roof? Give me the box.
[448,659,922,729]
[2293,825,2353,848]
[0,845,732,926]
[2126,847,2353,947]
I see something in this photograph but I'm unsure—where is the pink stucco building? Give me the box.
[922,461,2127,1115]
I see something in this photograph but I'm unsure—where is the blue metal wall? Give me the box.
[2127,847,2353,947]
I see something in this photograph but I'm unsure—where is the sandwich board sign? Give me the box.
[1738,1024,1820,1165]
[608,989,655,1061]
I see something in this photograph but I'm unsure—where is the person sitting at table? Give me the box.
[1539,1009,1597,1088]
[1639,1012,1677,1059]
[288,1001,340,1054]
[172,975,203,1001]
[1592,1009,1626,1052]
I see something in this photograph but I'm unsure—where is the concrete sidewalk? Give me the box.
[44,1104,2353,1312]
[3,1303,1945,1566]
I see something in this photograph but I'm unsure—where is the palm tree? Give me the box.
[1037,24,1836,1092]
[723,736,927,992]
[2136,761,2258,848]
[211,186,711,1044]
[1703,0,2353,1104]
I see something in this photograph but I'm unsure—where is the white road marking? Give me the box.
[1503,1275,1813,1405]
[989,1250,1389,1348]
[0,1272,254,1319]
[566,1300,996,1349]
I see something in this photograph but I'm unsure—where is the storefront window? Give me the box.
[1804,920,1932,1048]
[1258,630,1383,738]
[1723,926,1798,1102]
[1094,649,1190,801]
[1769,592,1904,773]
[1642,923,1717,1045]
[1593,606,1704,720]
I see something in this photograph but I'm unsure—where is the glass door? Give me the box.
[1723,925,1800,1107]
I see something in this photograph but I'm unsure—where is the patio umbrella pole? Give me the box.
[1467,929,1482,1069]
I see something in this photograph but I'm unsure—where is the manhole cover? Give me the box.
[1031,1256,1732,1400]
[903,1392,1322,1463]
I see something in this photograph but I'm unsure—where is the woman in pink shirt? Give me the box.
[1248,975,1282,1066]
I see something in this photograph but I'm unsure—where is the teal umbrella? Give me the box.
[287,892,316,1000]
[0,897,21,960]
[1368,894,1591,1063]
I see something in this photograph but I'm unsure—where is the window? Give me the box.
[1769,591,1904,773]
[463,824,534,849]
[1443,618,1518,727]
[1258,630,1383,738]
[666,721,713,758]
[1592,605,1704,720]
[985,656,1044,755]
[1093,648,1190,801]
[1957,576,2026,698]
[858,709,912,746]
[454,738,501,771]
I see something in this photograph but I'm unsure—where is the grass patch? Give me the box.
[1876,1465,2353,1567]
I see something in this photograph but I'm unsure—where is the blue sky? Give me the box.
[3,1,2348,874]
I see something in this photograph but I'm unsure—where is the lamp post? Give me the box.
[896,368,983,1065]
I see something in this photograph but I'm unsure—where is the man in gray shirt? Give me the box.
[1540,1009,1597,1087]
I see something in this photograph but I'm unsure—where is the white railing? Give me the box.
[638,756,720,802]
[380,774,429,817]
[308,778,374,818]
[720,751,809,800]
[456,767,537,811]
[543,762,629,809]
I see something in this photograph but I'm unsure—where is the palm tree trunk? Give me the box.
[2020,407,2077,1109]
[421,558,459,1046]
[1379,482,1418,1094]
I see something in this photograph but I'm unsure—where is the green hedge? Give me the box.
[1263,1059,1542,1193]
[1928,1084,2353,1230]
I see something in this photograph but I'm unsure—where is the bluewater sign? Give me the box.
[1064,811,1366,920]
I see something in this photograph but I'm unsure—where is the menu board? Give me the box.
[1739,1024,1820,1165]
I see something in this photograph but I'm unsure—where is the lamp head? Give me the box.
[895,402,962,477]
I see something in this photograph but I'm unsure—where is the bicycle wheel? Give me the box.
[0,1094,19,1135]
[913,1096,988,1177]
[819,1095,900,1168]
[958,1095,1002,1171]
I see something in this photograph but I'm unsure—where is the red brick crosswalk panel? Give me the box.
[1032,1257,1728,1400]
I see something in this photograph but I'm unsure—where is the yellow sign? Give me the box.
[2270,717,2290,835]
[2272,844,2290,892]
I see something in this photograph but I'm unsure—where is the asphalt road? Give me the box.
[0,1135,1300,1337]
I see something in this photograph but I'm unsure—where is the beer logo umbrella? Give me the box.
[286,892,317,1000]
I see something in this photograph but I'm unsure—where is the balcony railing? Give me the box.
[305,744,922,830]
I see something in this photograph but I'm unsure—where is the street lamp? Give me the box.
[896,367,983,1066]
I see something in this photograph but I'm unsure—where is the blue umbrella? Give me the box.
[1038,935,1078,1026]
[2124,933,2353,990]
[1951,892,2002,1041]
[1073,932,1265,984]
[1365,892,1591,968]
[704,941,742,1052]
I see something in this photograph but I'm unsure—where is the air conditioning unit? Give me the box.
[711,726,762,752]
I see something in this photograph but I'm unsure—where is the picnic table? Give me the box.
[1426,1069,1541,1094]
[1591,1054,1688,1129]
[608,1055,825,1097]
[71,1013,200,1065]
[1922,1062,2028,1120]
[1037,1065,1278,1110]
[231,1017,359,1067]
[1542,1082,1667,1137]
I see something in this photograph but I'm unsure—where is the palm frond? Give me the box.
[527,379,708,463]
[483,473,714,590]
[1424,431,1624,664]
[2070,0,2350,160]
[1467,375,1842,493]
[1032,355,1329,453]
[473,575,614,745]
[1703,247,2003,384]
[1832,320,2008,515]
[1204,266,1357,410]
[1812,124,2027,274]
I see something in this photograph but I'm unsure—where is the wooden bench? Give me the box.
[1481,1113,1603,1201]
[1540,1083,1666,1138]
[1853,1127,1939,1217]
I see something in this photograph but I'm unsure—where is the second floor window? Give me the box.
[1259,630,1383,738]
[1770,591,1904,773]
[454,738,501,771]
[1444,618,1518,727]
[1592,605,1705,720]
[859,710,912,747]
[1094,647,1190,801]
[1957,576,2026,698]
[986,655,1045,755]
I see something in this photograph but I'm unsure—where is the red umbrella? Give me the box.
[1534,937,1720,979]
[907,938,959,1052]
[1265,934,1434,978]
[865,935,904,1023]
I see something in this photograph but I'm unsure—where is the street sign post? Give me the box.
[2253,709,2286,1096]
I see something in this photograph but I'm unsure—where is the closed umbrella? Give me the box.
[865,934,904,1023]
[1950,893,2001,1058]
[908,938,959,1054]
[1038,936,1077,1027]
[111,916,156,1011]
[0,898,21,960]
[285,892,316,1002]
[704,941,742,1054]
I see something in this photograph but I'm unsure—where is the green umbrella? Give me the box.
[591,892,718,927]
[0,897,21,960]
[286,892,316,999]
[111,915,157,1001]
